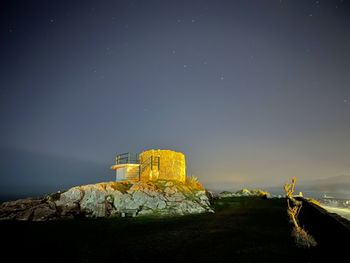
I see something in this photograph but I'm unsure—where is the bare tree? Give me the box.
[284,177,317,248]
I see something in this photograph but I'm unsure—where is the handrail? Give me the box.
[115,152,139,164]
[140,156,160,173]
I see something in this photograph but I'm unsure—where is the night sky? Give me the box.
[1,0,350,196]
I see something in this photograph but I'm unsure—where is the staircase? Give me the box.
[115,152,160,180]
[139,155,160,180]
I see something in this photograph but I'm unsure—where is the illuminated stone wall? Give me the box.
[114,164,140,181]
[139,149,186,183]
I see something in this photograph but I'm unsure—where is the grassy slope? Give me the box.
[0,197,320,262]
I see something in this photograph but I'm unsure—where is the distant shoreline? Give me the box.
[321,205,350,221]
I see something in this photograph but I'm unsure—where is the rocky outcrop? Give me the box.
[0,180,213,221]
[218,189,271,198]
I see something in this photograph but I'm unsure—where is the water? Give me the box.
[320,205,350,221]
[316,195,350,221]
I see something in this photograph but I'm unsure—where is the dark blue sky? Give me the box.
[1,0,350,195]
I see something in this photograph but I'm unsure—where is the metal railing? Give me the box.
[115,152,139,164]
[140,155,160,174]
[115,152,160,180]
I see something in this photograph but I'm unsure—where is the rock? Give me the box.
[132,191,151,207]
[157,200,167,210]
[112,193,123,209]
[113,194,139,210]
[144,197,161,210]
[80,187,107,217]
[0,198,45,221]
[195,190,206,196]
[167,192,185,202]
[93,204,106,217]
[200,195,209,201]
[0,180,214,220]
[106,195,114,203]
[165,181,174,187]
[164,186,177,196]
[58,203,80,218]
[56,187,83,206]
[138,209,154,216]
[15,207,35,221]
[218,188,271,198]
[32,204,56,221]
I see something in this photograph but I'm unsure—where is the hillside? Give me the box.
[1,196,347,262]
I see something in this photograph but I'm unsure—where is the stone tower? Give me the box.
[112,149,186,183]
[139,149,186,183]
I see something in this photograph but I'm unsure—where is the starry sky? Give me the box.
[1,0,350,196]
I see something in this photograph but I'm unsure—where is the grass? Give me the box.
[0,197,328,262]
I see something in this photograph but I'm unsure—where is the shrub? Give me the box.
[186,175,204,190]
[291,227,317,248]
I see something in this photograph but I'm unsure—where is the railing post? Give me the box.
[157,157,160,170]
[138,164,141,180]
[151,156,153,170]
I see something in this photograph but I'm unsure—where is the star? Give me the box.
[344,99,348,103]
[183,64,187,68]
[50,19,54,23]
[220,75,224,80]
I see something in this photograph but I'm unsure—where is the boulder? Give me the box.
[15,207,35,221]
[113,194,139,210]
[167,192,185,202]
[80,187,107,217]
[138,209,154,216]
[56,187,83,206]
[164,186,177,196]
[132,191,151,207]
[58,203,80,218]
[144,197,161,210]
[32,204,56,221]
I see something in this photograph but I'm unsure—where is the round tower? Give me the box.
[139,149,186,183]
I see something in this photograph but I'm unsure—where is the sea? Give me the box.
[265,189,350,222]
